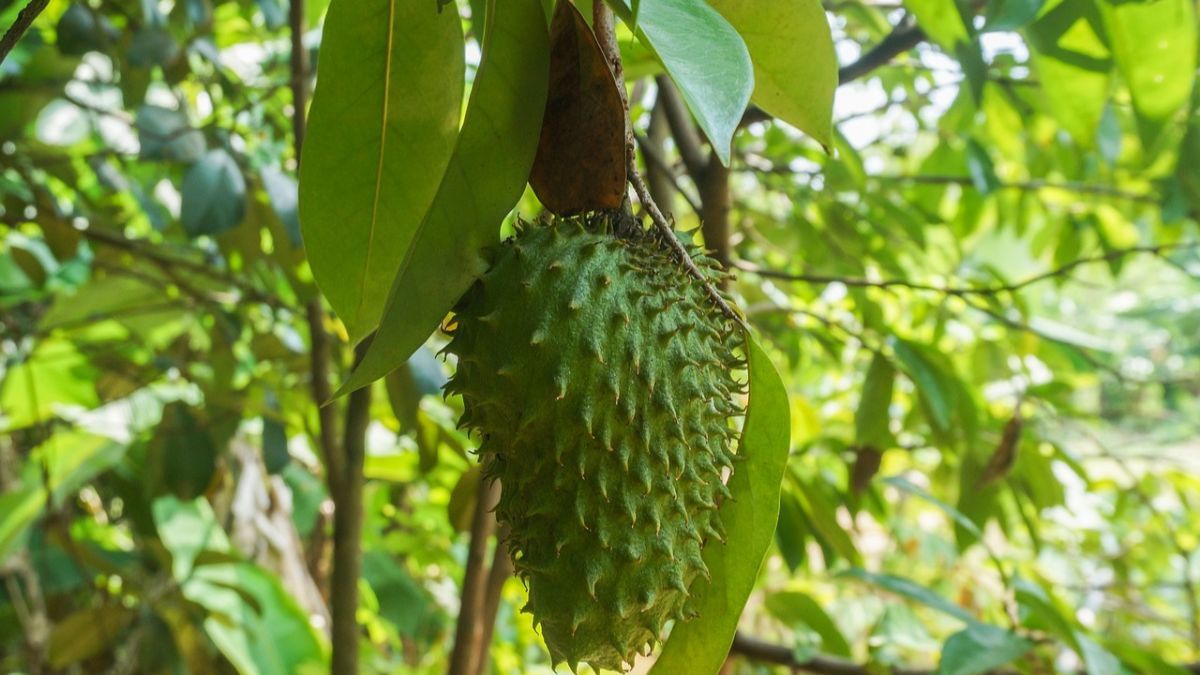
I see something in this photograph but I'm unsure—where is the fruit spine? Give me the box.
[444,214,745,671]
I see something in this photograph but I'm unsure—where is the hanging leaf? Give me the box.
[706,0,836,148]
[855,351,895,449]
[651,334,789,674]
[299,0,465,341]
[336,0,551,396]
[610,0,752,166]
[529,0,626,214]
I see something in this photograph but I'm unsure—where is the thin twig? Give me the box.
[0,0,49,67]
[738,242,1200,297]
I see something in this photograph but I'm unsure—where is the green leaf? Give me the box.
[1097,0,1196,150]
[153,497,328,673]
[182,149,247,238]
[764,591,852,657]
[651,333,790,674]
[845,568,979,626]
[904,0,971,51]
[1024,0,1112,147]
[362,550,439,638]
[1,338,98,431]
[939,624,1032,675]
[855,351,895,448]
[299,0,465,342]
[336,0,550,396]
[890,337,954,432]
[705,0,836,148]
[611,0,753,166]
[965,139,999,196]
[47,605,136,668]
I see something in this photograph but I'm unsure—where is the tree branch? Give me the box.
[473,523,514,675]
[449,479,501,675]
[838,17,927,85]
[0,0,49,67]
[730,633,933,675]
[655,75,708,177]
[330,344,372,674]
[737,242,1200,297]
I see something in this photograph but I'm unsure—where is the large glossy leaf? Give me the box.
[337,0,551,395]
[610,0,752,166]
[651,334,789,674]
[299,0,465,341]
[1024,0,1112,147]
[1097,0,1196,149]
[706,0,836,148]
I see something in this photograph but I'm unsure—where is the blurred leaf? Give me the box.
[904,0,971,51]
[855,352,895,449]
[448,465,481,533]
[983,0,1043,31]
[338,0,550,395]
[765,591,852,657]
[707,0,836,148]
[128,27,179,68]
[529,0,626,214]
[262,416,289,474]
[299,0,464,342]
[1097,0,1196,150]
[181,149,247,237]
[1024,0,1112,147]
[965,139,999,196]
[938,624,1032,675]
[890,337,955,432]
[153,497,328,673]
[1,338,98,431]
[652,334,789,674]
[150,403,217,500]
[611,0,753,166]
[362,550,439,638]
[56,3,118,55]
[47,605,135,667]
[260,166,300,247]
[845,568,979,626]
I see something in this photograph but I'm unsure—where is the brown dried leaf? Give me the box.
[528,0,627,215]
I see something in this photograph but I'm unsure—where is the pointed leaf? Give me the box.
[611,0,753,166]
[337,0,550,395]
[706,0,836,148]
[299,0,465,341]
[652,334,790,674]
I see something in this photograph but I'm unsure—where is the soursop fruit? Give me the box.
[444,215,745,672]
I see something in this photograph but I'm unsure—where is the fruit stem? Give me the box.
[592,1,747,330]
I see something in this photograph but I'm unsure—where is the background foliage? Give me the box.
[1,0,1199,673]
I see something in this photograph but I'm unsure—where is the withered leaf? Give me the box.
[529,0,627,215]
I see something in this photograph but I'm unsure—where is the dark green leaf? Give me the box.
[181,149,246,237]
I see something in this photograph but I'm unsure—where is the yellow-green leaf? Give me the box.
[706,0,836,148]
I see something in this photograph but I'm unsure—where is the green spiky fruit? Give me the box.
[444,215,745,672]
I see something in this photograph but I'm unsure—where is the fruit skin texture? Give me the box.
[444,216,745,672]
